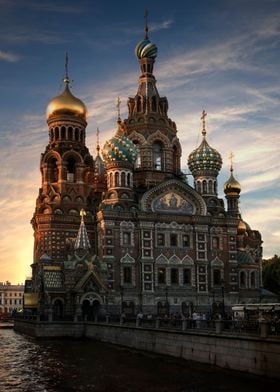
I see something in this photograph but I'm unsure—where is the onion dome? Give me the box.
[46,77,87,120]
[135,11,157,59]
[135,38,158,59]
[102,123,138,165]
[237,220,247,235]
[224,169,241,195]
[188,111,222,177]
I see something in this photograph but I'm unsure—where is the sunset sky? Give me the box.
[0,0,279,283]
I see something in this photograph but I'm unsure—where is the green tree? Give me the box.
[262,255,280,295]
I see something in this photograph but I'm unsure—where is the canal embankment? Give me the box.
[14,317,280,379]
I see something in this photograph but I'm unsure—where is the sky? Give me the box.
[0,0,279,283]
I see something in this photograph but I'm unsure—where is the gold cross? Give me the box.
[116,96,121,121]
[65,52,69,78]
[201,110,207,136]
[229,151,234,172]
[144,9,149,38]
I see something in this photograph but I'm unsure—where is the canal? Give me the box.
[0,329,279,392]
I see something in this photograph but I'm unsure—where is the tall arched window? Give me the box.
[66,158,76,182]
[153,142,163,170]
[250,272,256,288]
[68,127,73,140]
[240,271,246,288]
[48,157,58,183]
[109,172,113,188]
[61,126,66,139]
[115,172,119,187]
[173,146,179,174]
[75,128,79,141]
[121,172,126,187]
[127,173,131,188]
[196,181,202,193]
[209,180,213,194]
[202,180,207,194]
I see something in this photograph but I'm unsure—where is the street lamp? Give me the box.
[119,285,124,314]
[221,280,225,318]
[165,285,169,316]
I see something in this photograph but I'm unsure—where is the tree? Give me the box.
[262,255,280,295]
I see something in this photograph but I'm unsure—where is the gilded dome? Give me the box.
[46,79,87,120]
[188,138,222,177]
[237,220,247,235]
[135,38,158,59]
[224,171,241,195]
[102,124,138,165]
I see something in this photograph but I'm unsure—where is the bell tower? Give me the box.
[124,12,182,188]
[31,55,95,263]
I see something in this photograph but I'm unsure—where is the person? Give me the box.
[137,312,144,325]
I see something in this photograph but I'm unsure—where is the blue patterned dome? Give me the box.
[102,126,138,165]
[135,38,158,59]
[188,138,222,177]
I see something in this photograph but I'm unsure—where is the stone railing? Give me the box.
[14,313,280,338]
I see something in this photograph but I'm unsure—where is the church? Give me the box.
[24,21,263,320]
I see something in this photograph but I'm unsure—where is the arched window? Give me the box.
[250,272,256,288]
[66,158,76,182]
[153,142,163,170]
[75,128,79,141]
[55,127,59,140]
[48,157,58,183]
[203,180,207,194]
[123,267,132,284]
[121,172,126,187]
[213,269,221,285]
[151,96,157,112]
[173,146,179,174]
[115,172,119,187]
[196,181,202,193]
[240,271,246,288]
[61,126,66,139]
[68,127,73,140]
[214,181,217,194]
[209,180,213,194]
[127,173,131,187]
[109,172,113,188]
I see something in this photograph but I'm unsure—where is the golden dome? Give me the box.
[224,171,241,195]
[46,78,87,120]
[237,220,246,235]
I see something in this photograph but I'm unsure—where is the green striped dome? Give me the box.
[188,139,222,177]
[102,130,138,165]
[135,38,158,59]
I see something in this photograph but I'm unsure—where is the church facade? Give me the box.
[24,25,262,320]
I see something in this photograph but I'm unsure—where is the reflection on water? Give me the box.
[0,329,279,392]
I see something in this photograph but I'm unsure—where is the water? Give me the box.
[0,330,279,392]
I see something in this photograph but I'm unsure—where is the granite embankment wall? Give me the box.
[14,320,280,379]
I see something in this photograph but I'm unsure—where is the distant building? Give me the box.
[0,282,24,314]
[25,22,262,320]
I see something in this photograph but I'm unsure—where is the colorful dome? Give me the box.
[135,38,158,59]
[188,138,222,177]
[102,125,138,165]
[237,220,247,235]
[224,171,241,195]
[46,78,87,120]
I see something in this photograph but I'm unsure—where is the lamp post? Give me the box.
[119,285,124,314]
[165,285,169,316]
[221,280,225,318]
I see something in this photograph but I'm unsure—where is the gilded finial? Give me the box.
[80,208,86,222]
[96,127,100,156]
[64,52,70,85]
[144,9,149,39]
[201,110,207,138]
[229,151,234,172]
[116,96,121,122]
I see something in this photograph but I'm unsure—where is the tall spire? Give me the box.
[229,151,234,172]
[74,209,91,250]
[64,52,70,85]
[201,110,207,138]
[116,96,121,122]
[144,9,149,39]
[96,127,100,156]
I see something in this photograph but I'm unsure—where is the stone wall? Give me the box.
[14,319,280,378]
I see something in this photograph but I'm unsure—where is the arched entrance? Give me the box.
[80,293,103,321]
[53,299,63,320]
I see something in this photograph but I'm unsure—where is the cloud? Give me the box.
[150,19,174,32]
[0,0,84,14]
[0,50,20,62]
